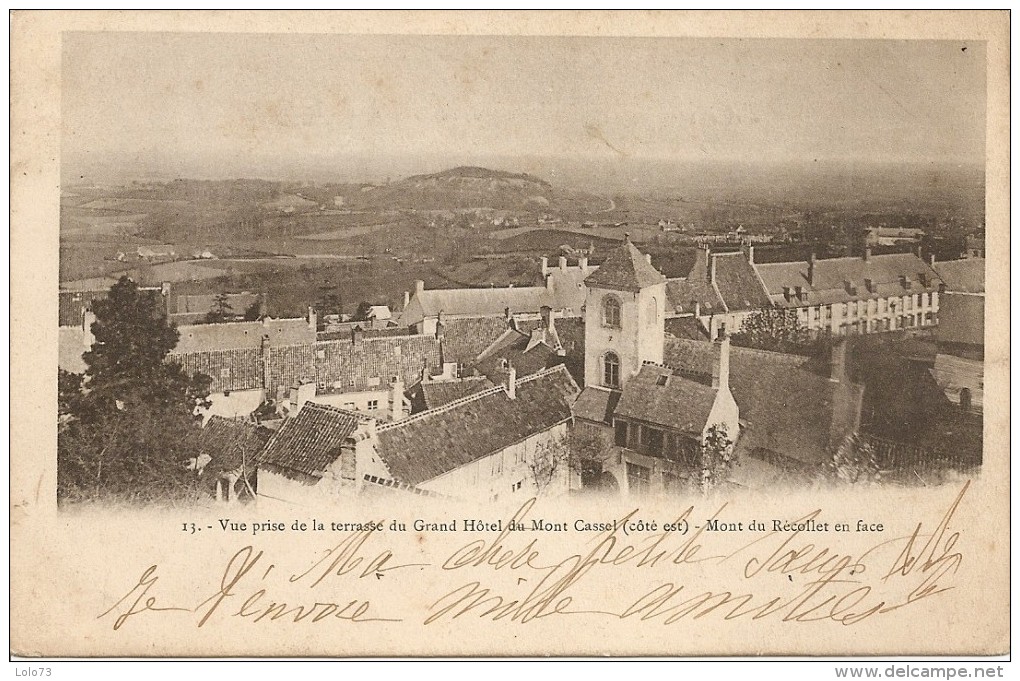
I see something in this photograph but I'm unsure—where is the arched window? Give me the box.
[603,351,621,389]
[648,296,658,325]
[602,295,621,328]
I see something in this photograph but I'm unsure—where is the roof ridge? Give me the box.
[301,401,373,421]
[377,385,507,431]
[179,317,307,330]
[377,365,571,432]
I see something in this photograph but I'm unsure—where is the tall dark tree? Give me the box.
[731,306,810,354]
[58,276,211,504]
[354,301,376,322]
[205,292,234,323]
[317,281,344,317]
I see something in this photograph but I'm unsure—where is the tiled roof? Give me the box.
[614,364,719,434]
[584,241,666,292]
[265,344,316,393]
[174,318,315,353]
[318,325,413,342]
[572,386,621,425]
[663,337,863,464]
[417,286,554,319]
[936,293,984,347]
[665,316,709,341]
[755,253,942,308]
[665,248,725,314]
[170,347,262,392]
[314,335,442,392]
[419,376,496,410]
[259,402,363,479]
[712,252,772,311]
[375,365,578,487]
[472,327,562,383]
[58,289,106,327]
[439,316,512,364]
[933,258,985,293]
[198,416,272,478]
[171,334,441,396]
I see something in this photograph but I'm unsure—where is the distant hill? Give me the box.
[349,166,579,212]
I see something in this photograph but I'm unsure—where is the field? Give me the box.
[59,166,984,324]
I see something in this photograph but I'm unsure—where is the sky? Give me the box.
[62,33,986,182]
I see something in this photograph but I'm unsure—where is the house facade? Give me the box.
[256,365,579,505]
[755,250,943,336]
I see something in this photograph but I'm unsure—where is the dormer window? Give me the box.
[602,295,621,329]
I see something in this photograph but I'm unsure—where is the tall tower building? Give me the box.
[583,238,666,390]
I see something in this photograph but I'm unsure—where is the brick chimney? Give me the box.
[711,335,730,390]
[540,256,549,276]
[540,305,554,331]
[579,256,589,272]
[414,279,425,296]
[929,253,936,267]
[863,247,871,263]
[390,377,405,421]
[645,253,652,265]
[352,325,364,344]
[558,256,568,271]
[338,419,378,492]
[507,364,517,399]
[808,252,817,285]
[435,312,445,339]
[260,335,271,390]
[402,290,410,310]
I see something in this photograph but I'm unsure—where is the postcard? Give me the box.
[10,11,1009,657]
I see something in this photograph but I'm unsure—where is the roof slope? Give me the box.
[259,402,363,479]
[584,241,666,292]
[936,293,984,347]
[315,335,442,391]
[572,386,622,425]
[198,416,272,477]
[416,286,553,318]
[174,318,315,353]
[419,376,497,410]
[712,252,772,311]
[664,248,725,315]
[663,338,863,464]
[440,316,512,364]
[614,364,718,434]
[170,347,263,393]
[375,365,578,486]
[472,327,562,383]
[756,253,942,307]
[933,258,985,293]
[665,316,709,341]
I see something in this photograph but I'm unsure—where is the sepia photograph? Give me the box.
[10,10,1010,663]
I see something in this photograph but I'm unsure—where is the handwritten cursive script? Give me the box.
[98,484,970,633]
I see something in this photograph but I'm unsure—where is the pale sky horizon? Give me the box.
[62,33,986,181]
